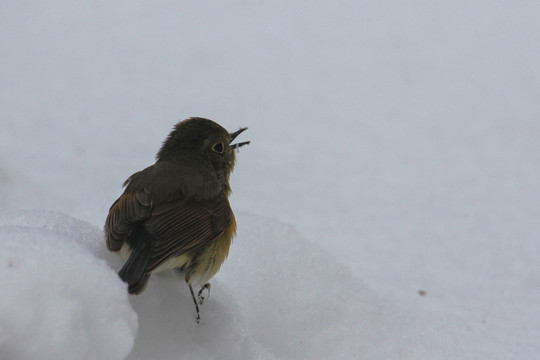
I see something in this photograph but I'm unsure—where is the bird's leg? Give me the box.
[197,283,211,306]
[189,284,201,324]
[188,283,211,323]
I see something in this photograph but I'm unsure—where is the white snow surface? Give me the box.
[0,211,137,360]
[1,1,540,359]
[0,210,387,360]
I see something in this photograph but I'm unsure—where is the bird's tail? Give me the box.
[118,239,151,294]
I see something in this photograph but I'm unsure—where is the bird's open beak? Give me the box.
[230,127,250,149]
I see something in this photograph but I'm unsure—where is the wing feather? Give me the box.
[105,190,152,251]
[144,193,232,272]
[105,184,232,276]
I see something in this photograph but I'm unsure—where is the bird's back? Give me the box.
[104,163,235,294]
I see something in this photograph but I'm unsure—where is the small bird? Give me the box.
[104,117,249,322]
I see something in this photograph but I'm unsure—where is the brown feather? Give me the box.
[104,187,233,281]
[105,190,152,251]
[103,118,248,297]
[144,193,233,272]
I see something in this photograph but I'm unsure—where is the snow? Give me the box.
[0,210,389,360]
[1,1,540,359]
[0,211,137,360]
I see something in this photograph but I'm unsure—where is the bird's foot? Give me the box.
[189,283,211,324]
[197,283,211,306]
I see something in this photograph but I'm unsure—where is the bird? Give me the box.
[104,117,249,322]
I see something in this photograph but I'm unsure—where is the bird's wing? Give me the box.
[144,192,233,272]
[105,190,152,252]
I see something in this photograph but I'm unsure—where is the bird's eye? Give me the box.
[212,142,224,153]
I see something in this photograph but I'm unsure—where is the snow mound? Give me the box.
[0,210,394,359]
[125,211,397,360]
[221,212,398,359]
[0,210,137,360]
